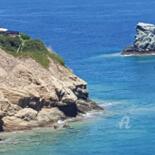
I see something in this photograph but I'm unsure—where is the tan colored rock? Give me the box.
[0,49,87,106]
[2,116,38,131]
[0,100,21,116]
[37,108,65,125]
[15,108,38,121]
[0,110,5,118]
[0,48,102,132]
[0,67,7,78]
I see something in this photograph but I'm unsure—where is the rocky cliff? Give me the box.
[122,22,155,55]
[0,42,102,132]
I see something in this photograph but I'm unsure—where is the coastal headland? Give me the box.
[0,29,103,132]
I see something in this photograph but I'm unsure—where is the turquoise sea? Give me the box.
[1,0,155,154]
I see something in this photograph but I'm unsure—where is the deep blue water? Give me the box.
[1,0,155,154]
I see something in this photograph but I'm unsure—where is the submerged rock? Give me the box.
[122,22,155,55]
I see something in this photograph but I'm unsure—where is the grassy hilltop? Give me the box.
[0,32,64,68]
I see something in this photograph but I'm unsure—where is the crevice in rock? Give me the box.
[55,88,65,101]
[0,119,4,132]
[18,97,60,111]
[73,85,88,100]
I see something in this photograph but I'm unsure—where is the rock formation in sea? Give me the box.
[122,22,155,55]
[0,31,103,132]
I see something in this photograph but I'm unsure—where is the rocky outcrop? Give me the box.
[0,49,103,132]
[122,22,155,55]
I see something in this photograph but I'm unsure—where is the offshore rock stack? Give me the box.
[122,22,155,55]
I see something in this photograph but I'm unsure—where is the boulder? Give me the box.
[37,108,65,126]
[76,100,103,113]
[0,100,21,116]
[15,108,38,121]
[2,116,38,131]
[73,85,88,100]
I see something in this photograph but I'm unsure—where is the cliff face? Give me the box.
[122,22,155,55]
[0,49,102,132]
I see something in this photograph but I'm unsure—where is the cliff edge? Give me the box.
[0,31,102,132]
[122,22,155,55]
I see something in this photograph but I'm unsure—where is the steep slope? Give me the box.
[0,33,102,132]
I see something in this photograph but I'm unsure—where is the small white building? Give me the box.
[0,28,8,32]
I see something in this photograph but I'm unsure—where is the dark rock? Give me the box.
[0,111,4,132]
[40,99,56,108]
[57,102,78,117]
[76,99,103,113]
[0,111,5,119]
[18,97,44,111]
[73,85,88,100]
[55,88,65,101]
[0,119,4,132]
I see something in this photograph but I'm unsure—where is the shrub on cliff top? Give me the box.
[20,33,31,40]
[0,34,21,52]
[0,33,65,68]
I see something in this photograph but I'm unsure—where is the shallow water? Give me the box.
[1,0,155,154]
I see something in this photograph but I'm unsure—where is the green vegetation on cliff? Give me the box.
[0,33,64,68]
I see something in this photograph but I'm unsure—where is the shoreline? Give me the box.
[0,45,103,133]
[122,51,155,57]
[0,109,104,142]
[0,99,103,132]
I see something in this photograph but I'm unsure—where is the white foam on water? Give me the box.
[69,52,122,64]
[82,111,104,119]
[94,99,126,108]
[85,52,121,61]
[97,52,122,58]
[57,120,65,124]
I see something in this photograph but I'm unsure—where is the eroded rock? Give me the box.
[15,108,38,121]
[122,22,155,55]
[2,116,38,131]
[37,108,65,126]
[0,48,103,132]
[76,100,103,113]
